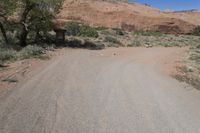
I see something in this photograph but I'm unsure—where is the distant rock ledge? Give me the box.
[101,0,128,2]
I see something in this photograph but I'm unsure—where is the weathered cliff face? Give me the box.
[56,0,200,33]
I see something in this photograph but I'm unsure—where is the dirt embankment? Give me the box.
[56,0,200,34]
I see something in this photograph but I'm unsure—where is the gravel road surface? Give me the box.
[0,48,200,133]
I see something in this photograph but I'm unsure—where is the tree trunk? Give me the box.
[19,1,35,47]
[0,22,8,44]
[20,25,28,47]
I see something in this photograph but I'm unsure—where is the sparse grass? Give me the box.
[131,30,200,89]
[18,45,45,59]
[106,43,120,48]
[0,49,17,63]
[0,45,46,64]
[112,28,124,35]
[190,44,200,65]
[84,40,105,50]
[65,21,99,38]
[174,74,200,90]
[196,44,200,49]
[96,28,200,48]
[133,30,164,37]
[65,21,81,36]
[190,53,200,64]
[104,36,121,44]
[192,26,200,36]
[95,26,108,31]
[161,42,180,47]
[66,38,105,50]
[79,25,99,38]
[175,39,200,90]
[130,34,200,47]
[128,39,141,47]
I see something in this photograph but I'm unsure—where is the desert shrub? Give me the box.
[66,38,84,48]
[196,44,200,49]
[190,53,200,64]
[128,40,141,47]
[174,74,200,90]
[66,38,104,50]
[0,49,17,63]
[190,48,200,65]
[104,36,121,44]
[192,26,200,36]
[79,25,99,38]
[161,42,180,47]
[134,30,163,36]
[95,26,108,31]
[113,28,124,35]
[84,40,105,50]
[100,30,112,36]
[38,33,56,44]
[65,21,81,36]
[18,45,44,59]
[106,42,120,47]
[65,21,98,38]
[0,45,47,64]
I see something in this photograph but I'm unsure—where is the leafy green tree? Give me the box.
[18,0,63,46]
[0,0,18,44]
[0,0,63,46]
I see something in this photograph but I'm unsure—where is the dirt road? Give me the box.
[0,47,200,133]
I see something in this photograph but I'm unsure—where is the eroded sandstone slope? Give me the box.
[56,0,200,33]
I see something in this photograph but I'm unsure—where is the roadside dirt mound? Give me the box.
[56,0,200,34]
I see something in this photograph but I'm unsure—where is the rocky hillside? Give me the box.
[56,0,200,34]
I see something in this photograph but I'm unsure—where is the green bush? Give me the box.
[66,38,84,48]
[0,45,47,64]
[192,26,200,36]
[79,25,99,38]
[0,49,17,63]
[95,26,108,31]
[190,53,200,64]
[113,28,124,35]
[196,44,200,49]
[65,21,98,38]
[66,38,104,50]
[84,40,105,50]
[18,45,44,59]
[104,36,121,44]
[65,21,81,36]
[133,30,163,36]
[128,40,141,47]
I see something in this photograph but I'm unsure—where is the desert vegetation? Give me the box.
[192,26,200,36]
[65,21,99,38]
[173,35,200,89]
[133,30,164,37]
[0,0,64,46]
[0,0,64,65]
